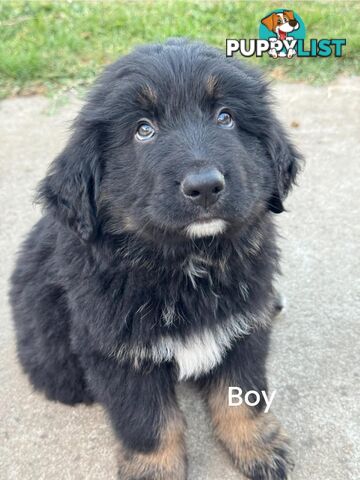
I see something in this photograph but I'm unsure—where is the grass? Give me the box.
[0,0,359,99]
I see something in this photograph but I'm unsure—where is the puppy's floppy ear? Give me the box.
[261,13,277,32]
[264,118,302,214]
[283,10,295,21]
[37,125,101,242]
[228,57,302,214]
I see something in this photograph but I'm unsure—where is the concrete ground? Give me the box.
[0,78,359,480]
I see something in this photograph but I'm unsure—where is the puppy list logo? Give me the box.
[226,8,346,59]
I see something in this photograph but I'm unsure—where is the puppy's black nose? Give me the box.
[181,169,225,208]
[289,19,298,27]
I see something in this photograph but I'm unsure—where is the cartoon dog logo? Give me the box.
[261,10,299,58]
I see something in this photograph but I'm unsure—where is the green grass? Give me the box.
[0,0,359,98]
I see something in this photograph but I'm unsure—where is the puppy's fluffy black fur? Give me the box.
[10,39,301,479]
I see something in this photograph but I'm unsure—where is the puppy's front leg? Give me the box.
[85,355,187,480]
[198,328,294,480]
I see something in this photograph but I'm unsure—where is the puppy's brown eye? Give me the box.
[135,122,155,141]
[217,111,234,128]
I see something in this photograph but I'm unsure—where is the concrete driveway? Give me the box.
[0,78,359,480]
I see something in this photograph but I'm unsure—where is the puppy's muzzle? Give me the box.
[181,168,225,208]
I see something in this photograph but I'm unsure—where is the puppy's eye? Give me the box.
[135,122,155,141]
[216,111,234,129]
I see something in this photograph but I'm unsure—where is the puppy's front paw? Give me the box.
[238,419,294,479]
[209,388,294,479]
[117,447,187,480]
[116,415,187,480]
[287,49,297,59]
[269,49,278,58]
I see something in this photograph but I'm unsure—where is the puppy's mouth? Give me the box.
[184,218,227,238]
[278,29,288,40]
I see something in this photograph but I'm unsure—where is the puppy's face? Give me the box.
[261,11,299,40]
[40,40,301,243]
[99,58,272,239]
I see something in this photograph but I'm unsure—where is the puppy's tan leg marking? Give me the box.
[117,412,187,480]
[208,383,294,479]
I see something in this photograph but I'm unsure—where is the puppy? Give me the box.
[10,38,301,479]
[261,10,299,58]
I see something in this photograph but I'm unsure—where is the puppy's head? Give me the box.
[38,39,301,243]
[261,11,299,40]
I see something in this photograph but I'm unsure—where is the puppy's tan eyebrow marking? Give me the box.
[205,74,220,98]
[139,84,158,106]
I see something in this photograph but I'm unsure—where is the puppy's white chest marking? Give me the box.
[156,313,261,380]
[172,328,225,380]
[114,311,270,380]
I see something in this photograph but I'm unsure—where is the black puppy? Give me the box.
[10,39,301,479]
